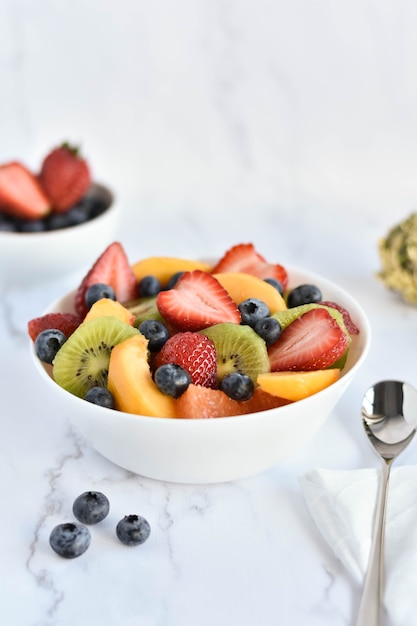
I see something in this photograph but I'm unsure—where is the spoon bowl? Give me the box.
[356,380,417,626]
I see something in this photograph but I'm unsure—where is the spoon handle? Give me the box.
[355,461,391,626]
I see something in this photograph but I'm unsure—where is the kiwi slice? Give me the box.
[272,303,347,332]
[201,323,270,382]
[123,296,165,328]
[53,316,138,398]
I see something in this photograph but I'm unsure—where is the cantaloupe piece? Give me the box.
[83,298,135,325]
[257,369,340,401]
[213,272,286,313]
[240,387,292,413]
[108,334,176,417]
[176,384,243,418]
[132,256,212,286]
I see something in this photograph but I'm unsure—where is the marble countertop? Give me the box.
[2,1,417,625]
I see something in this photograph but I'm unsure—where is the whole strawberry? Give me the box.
[39,142,91,213]
[153,332,218,388]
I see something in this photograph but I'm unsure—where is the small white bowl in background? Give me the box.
[31,265,371,484]
[0,183,118,288]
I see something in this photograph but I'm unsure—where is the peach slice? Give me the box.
[257,369,340,401]
[108,334,177,417]
[132,256,212,286]
[83,298,135,325]
[213,272,286,313]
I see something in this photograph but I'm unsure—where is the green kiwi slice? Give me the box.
[272,303,347,332]
[201,323,270,382]
[123,296,165,328]
[53,316,138,398]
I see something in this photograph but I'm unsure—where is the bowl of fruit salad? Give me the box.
[29,242,371,484]
[0,142,119,287]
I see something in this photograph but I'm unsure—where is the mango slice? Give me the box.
[108,334,177,417]
[83,298,135,325]
[132,256,212,286]
[257,369,340,401]
[213,272,287,313]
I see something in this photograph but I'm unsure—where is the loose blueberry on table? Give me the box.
[116,515,151,546]
[72,491,110,524]
[49,522,91,559]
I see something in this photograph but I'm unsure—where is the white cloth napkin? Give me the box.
[299,466,417,626]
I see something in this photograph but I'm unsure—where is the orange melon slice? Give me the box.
[83,298,135,325]
[176,384,243,418]
[108,334,176,417]
[257,369,340,401]
[213,272,286,313]
[132,256,212,286]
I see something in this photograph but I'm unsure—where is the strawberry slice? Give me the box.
[212,243,288,289]
[156,270,241,331]
[74,242,137,318]
[268,307,349,371]
[28,312,82,342]
[319,301,360,335]
[153,332,217,388]
[0,162,50,220]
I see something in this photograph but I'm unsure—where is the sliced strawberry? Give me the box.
[156,270,241,331]
[28,312,82,342]
[153,332,217,388]
[212,243,288,289]
[0,162,50,220]
[39,142,91,213]
[74,242,137,318]
[320,301,360,335]
[268,307,349,371]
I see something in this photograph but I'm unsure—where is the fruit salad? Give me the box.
[0,142,108,232]
[29,242,360,418]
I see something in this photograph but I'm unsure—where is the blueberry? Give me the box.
[62,205,90,226]
[287,284,323,308]
[220,372,254,401]
[73,491,110,525]
[264,277,284,296]
[138,275,161,298]
[46,212,73,230]
[154,363,191,398]
[238,298,270,327]
[81,195,108,220]
[85,283,116,309]
[84,386,115,409]
[49,522,91,558]
[34,329,67,364]
[0,213,17,232]
[18,219,46,232]
[116,514,151,546]
[138,319,170,352]
[164,271,184,290]
[254,317,282,346]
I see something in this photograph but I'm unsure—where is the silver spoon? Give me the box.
[355,380,417,626]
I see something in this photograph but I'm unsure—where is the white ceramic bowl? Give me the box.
[0,183,118,288]
[31,266,371,484]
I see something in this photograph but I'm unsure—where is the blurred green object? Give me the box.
[378,213,417,303]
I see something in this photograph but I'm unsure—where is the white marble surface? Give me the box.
[2,1,417,624]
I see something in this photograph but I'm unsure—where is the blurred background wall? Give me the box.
[1,0,416,261]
